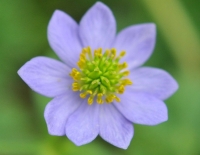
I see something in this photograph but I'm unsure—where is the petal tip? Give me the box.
[93,1,108,8]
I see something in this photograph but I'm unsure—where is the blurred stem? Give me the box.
[140,0,200,77]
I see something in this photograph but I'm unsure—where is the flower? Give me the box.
[18,2,178,149]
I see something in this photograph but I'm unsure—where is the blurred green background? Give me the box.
[0,0,200,154]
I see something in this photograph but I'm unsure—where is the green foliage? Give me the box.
[0,0,200,154]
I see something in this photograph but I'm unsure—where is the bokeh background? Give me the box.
[1,0,200,154]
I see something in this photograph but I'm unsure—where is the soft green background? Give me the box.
[0,0,200,154]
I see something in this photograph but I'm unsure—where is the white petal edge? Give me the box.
[114,92,168,125]
[129,67,179,100]
[44,91,81,135]
[18,56,72,97]
[79,2,116,50]
[65,101,99,146]
[48,10,82,68]
[99,104,133,149]
[113,23,156,69]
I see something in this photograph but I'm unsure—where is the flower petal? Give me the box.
[18,56,72,97]
[129,67,178,100]
[79,2,116,50]
[99,104,133,149]
[48,10,82,68]
[113,23,156,69]
[44,91,81,135]
[114,92,168,125]
[66,102,99,146]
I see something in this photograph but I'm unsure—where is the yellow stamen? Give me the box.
[97,93,104,104]
[121,79,133,85]
[80,90,92,98]
[105,49,110,57]
[122,71,130,76]
[105,94,116,103]
[88,96,94,105]
[120,51,126,57]
[80,92,87,98]
[118,85,125,94]
[118,62,128,70]
[115,96,121,102]
[111,48,117,59]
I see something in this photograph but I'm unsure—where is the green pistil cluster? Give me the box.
[69,46,132,105]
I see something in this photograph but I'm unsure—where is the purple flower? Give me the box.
[18,2,178,149]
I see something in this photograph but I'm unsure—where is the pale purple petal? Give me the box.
[18,56,72,97]
[44,91,81,135]
[114,91,168,125]
[65,102,99,146]
[113,23,156,69]
[79,2,116,50]
[99,104,133,149]
[48,10,82,68]
[129,67,178,100]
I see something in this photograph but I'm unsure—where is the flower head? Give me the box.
[18,2,178,149]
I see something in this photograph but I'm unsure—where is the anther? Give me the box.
[118,85,125,94]
[88,96,94,105]
[120,51,126,57]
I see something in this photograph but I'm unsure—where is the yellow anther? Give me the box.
[80,90,92,98]
[82,48,88,54]
[87,90,92,94]
[97,93,104,104]
[122,62,128,68]
[72,68,78,73]
[115,96,121,102]
[118,62,128,70]
[72,87,79,91]
[70,68,78,76]
[72,72,81,81]
[121,79,133,85]
[72,83,80,91]
[122,71,130,76]
[87,46,92,54]
[105,94,116,103]
[120,51,126,57]
[111,48,117,59]
[94,48,103,58]
[70,68,81,80]
[105,49,110,57]
[118,85,125,94]
[77,61,83,68]
[88,96,94,105]
[80,53,86,60]
[72,82,79,87]
[97,48,102,54]
[80,58,86,63]
[105,97,110,103]
[80,92,87,98]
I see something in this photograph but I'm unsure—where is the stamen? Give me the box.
[121,71,130,76]
[70,46,132,104]
[111,48,116,59]
[118,62,128,70]
[120,51,126,57]
[121,79,133,85]
[88,95,94,105]
[118,85,125,94]
[97,93,104,104]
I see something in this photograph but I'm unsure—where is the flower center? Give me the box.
[69,46,132,105]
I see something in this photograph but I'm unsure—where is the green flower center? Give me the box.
[69,46,132,105]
